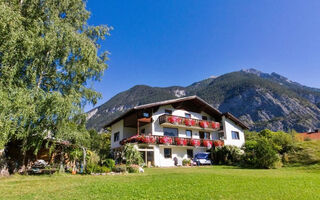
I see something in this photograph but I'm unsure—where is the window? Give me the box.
[165,109,172,115]
[141,128,145,134]
[186,130,192,138]
[143,112,150,118]
[114,132,120,142]
[232,131,240,140]
[202,116,208,120]
[164,148,172,158]
[199,131,210,139]
[185,113,191,118]
[187,149,193,159]
[163,128,178,137]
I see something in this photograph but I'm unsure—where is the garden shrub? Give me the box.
[241,138,281,169]
[86,163,100,174]
[287,140,320,165]
[122,144,143,165]
[112,164,127,173]
[127,165,139,173]
[212,145,243,165]
[100,166,111,173]
[104,159,115,169]
[182,159,191,166]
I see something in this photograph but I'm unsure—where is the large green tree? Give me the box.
[0,0,110,161]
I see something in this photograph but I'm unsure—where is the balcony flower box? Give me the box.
[213,140,224,147]
[190,139,200,147]
[138,135,156,144]
[175,138,188,146]
[159,136,173,145]
[199,121,209,128]
[203,140,213,148]
[184,118,196,126]
[211,122,220,129]
[167,116,182,125]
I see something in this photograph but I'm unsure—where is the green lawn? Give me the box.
[1,166,320,200]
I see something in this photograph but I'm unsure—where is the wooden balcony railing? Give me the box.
[158,114,221,130]
[120,135,224,148]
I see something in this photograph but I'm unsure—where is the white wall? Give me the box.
[140,123,152,135]
[123,127,136,138]
[152,105,215,139]
[111,120,124,149]
[222,116,245,147]
[155,146,208,167]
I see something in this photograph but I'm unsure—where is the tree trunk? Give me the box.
[82,147,86,173]
[59,147,65,173]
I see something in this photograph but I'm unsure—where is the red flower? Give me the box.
[175,138,188,146]
[184,119,196,126]
[168,116,182,124]
[203,140,213,148]
[190,139,200,146]
[199,121,209,128]
[144,136,156,143]
[211,122,220,129]
[213,140,224,147]
[159,136,173,144]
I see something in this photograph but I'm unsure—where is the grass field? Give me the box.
[1,166,320,200]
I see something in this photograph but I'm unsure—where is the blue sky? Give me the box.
[85,0,320,111]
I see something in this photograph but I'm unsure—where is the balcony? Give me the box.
[120,135,224,148]
[158,114,222,131]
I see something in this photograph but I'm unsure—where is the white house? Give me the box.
[104,96,248,167]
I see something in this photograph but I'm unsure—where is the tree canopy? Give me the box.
[0,0,111,153]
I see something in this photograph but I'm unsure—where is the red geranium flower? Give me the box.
[159,136,173,144]
[184,119,196,126]
[211,122,220,129]
[199,121,209,128]
[203,140,213,148]
[213,140,224,147]
[143,136,156,144]
[168,116,182,124]
[190,139,200,147]
[175,138,188,146]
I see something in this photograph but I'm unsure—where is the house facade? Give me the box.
[105,96,248,167]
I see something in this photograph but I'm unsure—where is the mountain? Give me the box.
[86,69,320,132]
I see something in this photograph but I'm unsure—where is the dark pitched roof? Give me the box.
[104,96,248,130]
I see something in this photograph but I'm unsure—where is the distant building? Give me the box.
[298,129,320,140]
[104,96,249,167]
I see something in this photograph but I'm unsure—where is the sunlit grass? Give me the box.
[1,166,320,200]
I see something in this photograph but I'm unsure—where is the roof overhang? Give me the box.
[104,96,248,130]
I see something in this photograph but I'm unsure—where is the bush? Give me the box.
[288,140,320,165]
[112,164,127,173]
[123,144,143,165]
[127,165,140,173]
[212,145,243,165]
[104,159,115,169]
[182,159,191,166]
[100,166,111,173]
[241,138,281,169]
[86,163,100,174]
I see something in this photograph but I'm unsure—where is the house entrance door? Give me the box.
[138,146,154,166]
